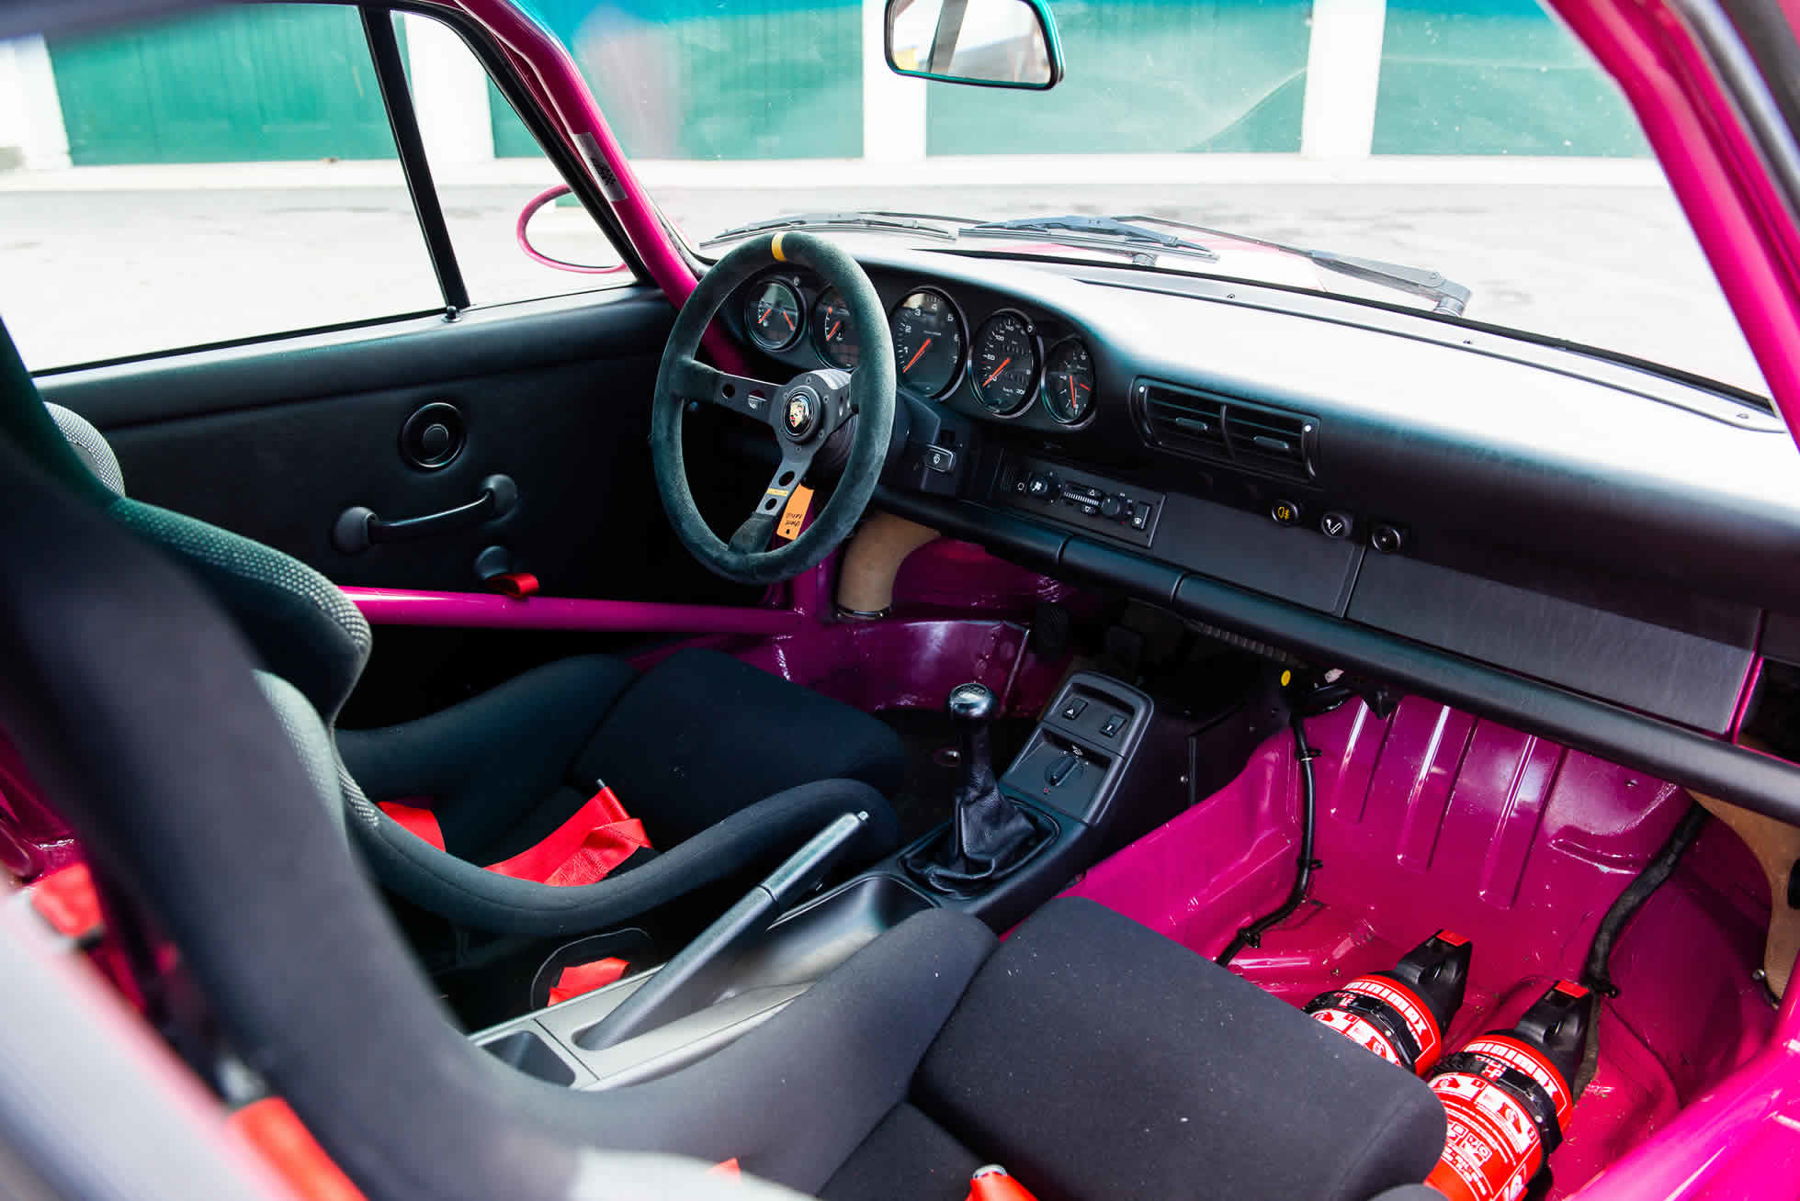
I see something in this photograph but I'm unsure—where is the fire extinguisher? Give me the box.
[1304,930,1472,1075]
[965,1164,1037,1201]
[1425,981,1594,1201]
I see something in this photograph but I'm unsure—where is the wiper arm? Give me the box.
[1112,214,1471,316]
[1303,250,1472,316]
[961,214,1219,262]
[704,211,961,245]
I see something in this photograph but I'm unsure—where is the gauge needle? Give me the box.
[1068,377,1077,407]
[827,320,842,342]
[982,357,1012,386]
[781,310,795,330]
[903,338,934,374]
[757,310,770,326]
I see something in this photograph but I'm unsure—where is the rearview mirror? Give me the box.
[885,0,1062,90]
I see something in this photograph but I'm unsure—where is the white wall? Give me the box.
[0,36,71,170]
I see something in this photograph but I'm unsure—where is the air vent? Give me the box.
[1224,404,1313,480]
[1139,382,1227,459]
[1134,378,1317,482]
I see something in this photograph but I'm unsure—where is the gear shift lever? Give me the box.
[910,681,1044,895]
[950,680,998,789]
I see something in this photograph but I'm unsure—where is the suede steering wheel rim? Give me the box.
[652,233,897,585]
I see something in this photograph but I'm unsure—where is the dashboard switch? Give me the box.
[1099,712,1126,738]
[924,446,957,474]
[1099,495,1125,519]
[1130,502,1154,531]
[1320,511,1353,539]
[1060,697,1088,720]
[1024,472,1056,498]
[1270,499,1303,527]
[1370,523,1407,554]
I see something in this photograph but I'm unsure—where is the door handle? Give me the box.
[333,475,517,554]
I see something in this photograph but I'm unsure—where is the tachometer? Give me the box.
[746,278,803,352]
[971,311,1039,414]
[890,289,965,398]
[813,288,860,369]
[1043,338,1095,424]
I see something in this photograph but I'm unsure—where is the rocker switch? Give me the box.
[1099,713,1126,738]
[1060,698,1088,720]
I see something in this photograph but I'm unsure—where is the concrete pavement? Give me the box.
[0,170,1766,395]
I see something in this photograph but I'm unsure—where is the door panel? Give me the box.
[39,286,753,609]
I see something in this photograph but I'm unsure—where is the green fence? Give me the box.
[927,0,1313,155]
[44,0,1650,166]
[49,5,396,166]
[493,0,863,160]
[1373,0,1647,155]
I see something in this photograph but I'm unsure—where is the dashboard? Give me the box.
[731,266,1101,432]
[720,242,1800,819]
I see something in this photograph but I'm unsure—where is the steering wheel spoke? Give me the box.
[730,448,816,553]
[672,357,780,426]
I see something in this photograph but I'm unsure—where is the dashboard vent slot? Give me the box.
[1134,378,1317,482]
[1224,404,1314,481]
[1140,382,1227,458]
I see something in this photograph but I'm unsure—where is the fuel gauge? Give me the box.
[812,288,861,369]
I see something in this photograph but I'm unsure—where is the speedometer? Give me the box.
[971,311,1039,414]
[890,289,965,398]
[1043,338,1095,424]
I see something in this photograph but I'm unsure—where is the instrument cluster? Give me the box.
[732,269,1097,428]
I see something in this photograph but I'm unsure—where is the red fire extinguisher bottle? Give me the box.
[1425,981,1594,1201]
[965,1164,1038,1201]
[1305,930,1472,1075]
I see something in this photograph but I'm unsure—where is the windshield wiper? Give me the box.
[960,214,1220,264]
[1112,214,1472,316]
[704,211,963,245]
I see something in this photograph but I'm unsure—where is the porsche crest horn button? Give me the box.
[783,387,820,439]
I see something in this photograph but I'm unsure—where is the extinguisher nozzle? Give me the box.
[967,1165,1040,1201]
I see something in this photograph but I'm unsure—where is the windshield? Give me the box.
[533,0,1765,396]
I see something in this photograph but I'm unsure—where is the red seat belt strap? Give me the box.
[375,800,444,850]
[377,782,650,887]
[547,956,631,1004]
[484,783,650,886]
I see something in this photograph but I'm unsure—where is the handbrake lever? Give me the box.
[577,811,869,1052]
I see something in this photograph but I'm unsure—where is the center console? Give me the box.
[469,671,1188,1089]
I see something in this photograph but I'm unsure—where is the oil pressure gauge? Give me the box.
[745,278,803,352]
[1043,338,1095,424]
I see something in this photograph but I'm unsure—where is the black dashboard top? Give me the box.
[724,242,1800,743]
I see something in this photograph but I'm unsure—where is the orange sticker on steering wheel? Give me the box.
[776,485,814,541]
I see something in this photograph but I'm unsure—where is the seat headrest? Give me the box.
[45,404,125,497]
[38,398,367,722]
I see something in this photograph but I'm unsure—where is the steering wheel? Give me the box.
[652,232,896,585]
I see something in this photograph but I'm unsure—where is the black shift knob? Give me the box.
[948,682,996,722]
[903,679,1041,895]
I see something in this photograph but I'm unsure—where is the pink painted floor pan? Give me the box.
[1063,696,1779,1198]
